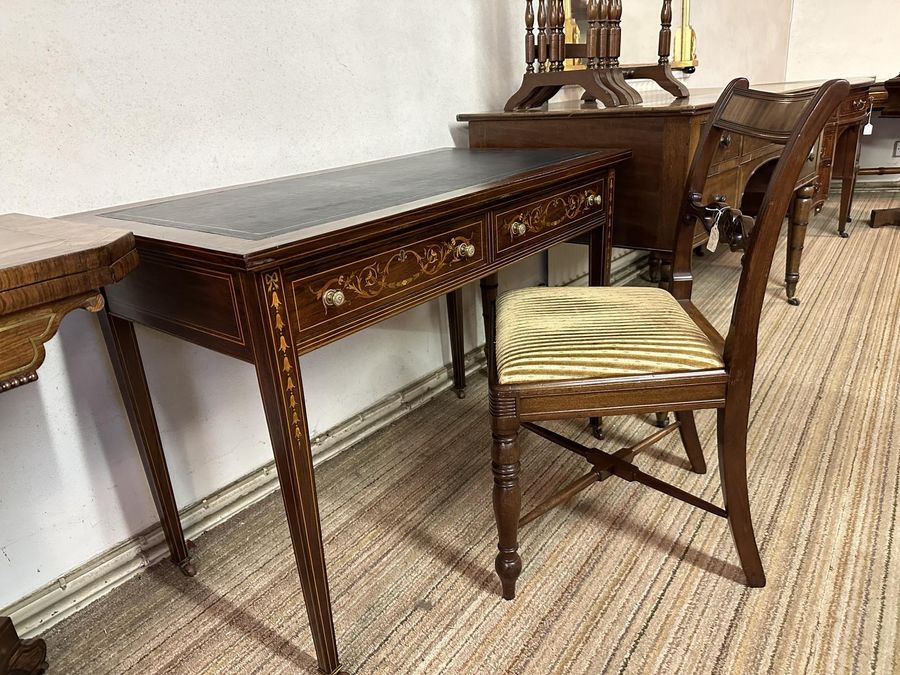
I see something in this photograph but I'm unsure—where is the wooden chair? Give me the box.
[480,77,850,600]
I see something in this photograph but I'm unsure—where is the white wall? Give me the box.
[0,1,528,609]
[679,0,794,88]
[786,0,900,181]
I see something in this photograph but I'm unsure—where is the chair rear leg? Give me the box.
[589,416,604,440]
[717,406,766,587]
[491,409,523,600]
[675,411,707,474]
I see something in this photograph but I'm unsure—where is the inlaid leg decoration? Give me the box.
[0,617,47,675]
[785,184,815,305]
[97,305,194,576]
[490,404,523,601]
[445,289,466,398]
[247,271,343,675]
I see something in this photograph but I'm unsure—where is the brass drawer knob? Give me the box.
[456,242,476,258]
[323,288,346,307]
[510,221,527,237]
[720,133,733,148]
[587,193,603,208]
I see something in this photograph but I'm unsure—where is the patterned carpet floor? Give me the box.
[43,190,899,673]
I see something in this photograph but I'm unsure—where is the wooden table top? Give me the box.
[0,213,137,314]
[62,148,630,265]
[458,77,877,121]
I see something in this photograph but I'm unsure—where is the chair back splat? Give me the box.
[670,78,850,385]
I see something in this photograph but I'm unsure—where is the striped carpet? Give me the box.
[43,190,900,673]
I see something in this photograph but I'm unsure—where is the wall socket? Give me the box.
[894,140,900,158]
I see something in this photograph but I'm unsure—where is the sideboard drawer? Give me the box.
[493,178,606,261]
[703,167,740,205]
[289,218,486,349]
[837,94,869,122]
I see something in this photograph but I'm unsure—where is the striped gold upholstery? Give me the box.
[495,286,723,385]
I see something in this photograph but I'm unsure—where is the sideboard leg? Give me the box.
[837,123,862,237]
[1,615,47,675]
[97,302,194,576]
[785,184,815,306]
[446,289,467,398]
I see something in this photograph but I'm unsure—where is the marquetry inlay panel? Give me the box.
[288,218,486,350]
[493,179,606,260]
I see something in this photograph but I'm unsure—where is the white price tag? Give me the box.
[706,224,720,252]
[863,123,874,136]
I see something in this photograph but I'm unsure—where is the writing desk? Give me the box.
[64,148,629,674]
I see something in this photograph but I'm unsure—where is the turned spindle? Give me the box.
[557,0,566,68]
[548,0,559,71]
[587,1,599,69]
[610,0,623,67]
[659,0,673,65]
[525,1,536,73]
[537,0,548,72]
[599,0,611,68]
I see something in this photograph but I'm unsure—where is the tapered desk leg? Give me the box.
[836,123,862,237]
[785,184,815,306]
[0,616,47,675]
[588,218,612,440]
[247,271,342,675]
[446,289,466,398]
[97,302,194,575]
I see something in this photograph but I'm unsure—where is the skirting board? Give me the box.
[3,249,644,639]
[3,347,487,639]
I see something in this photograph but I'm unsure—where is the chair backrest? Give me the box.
[668,77,849,390]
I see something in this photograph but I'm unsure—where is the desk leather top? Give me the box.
[102,148,598,241]
[64,147,630,263]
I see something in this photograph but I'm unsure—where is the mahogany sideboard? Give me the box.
[459,77,875,304]
[0,214,138,675]
[59,148,629,674]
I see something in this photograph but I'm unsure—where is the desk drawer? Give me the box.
[493,178,606,260]
[289,218,486,349]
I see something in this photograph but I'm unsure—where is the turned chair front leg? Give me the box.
[491,409,523,600]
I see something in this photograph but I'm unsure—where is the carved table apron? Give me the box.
[62,148,630,674]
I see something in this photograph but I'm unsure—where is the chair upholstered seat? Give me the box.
[495,286,724,385]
